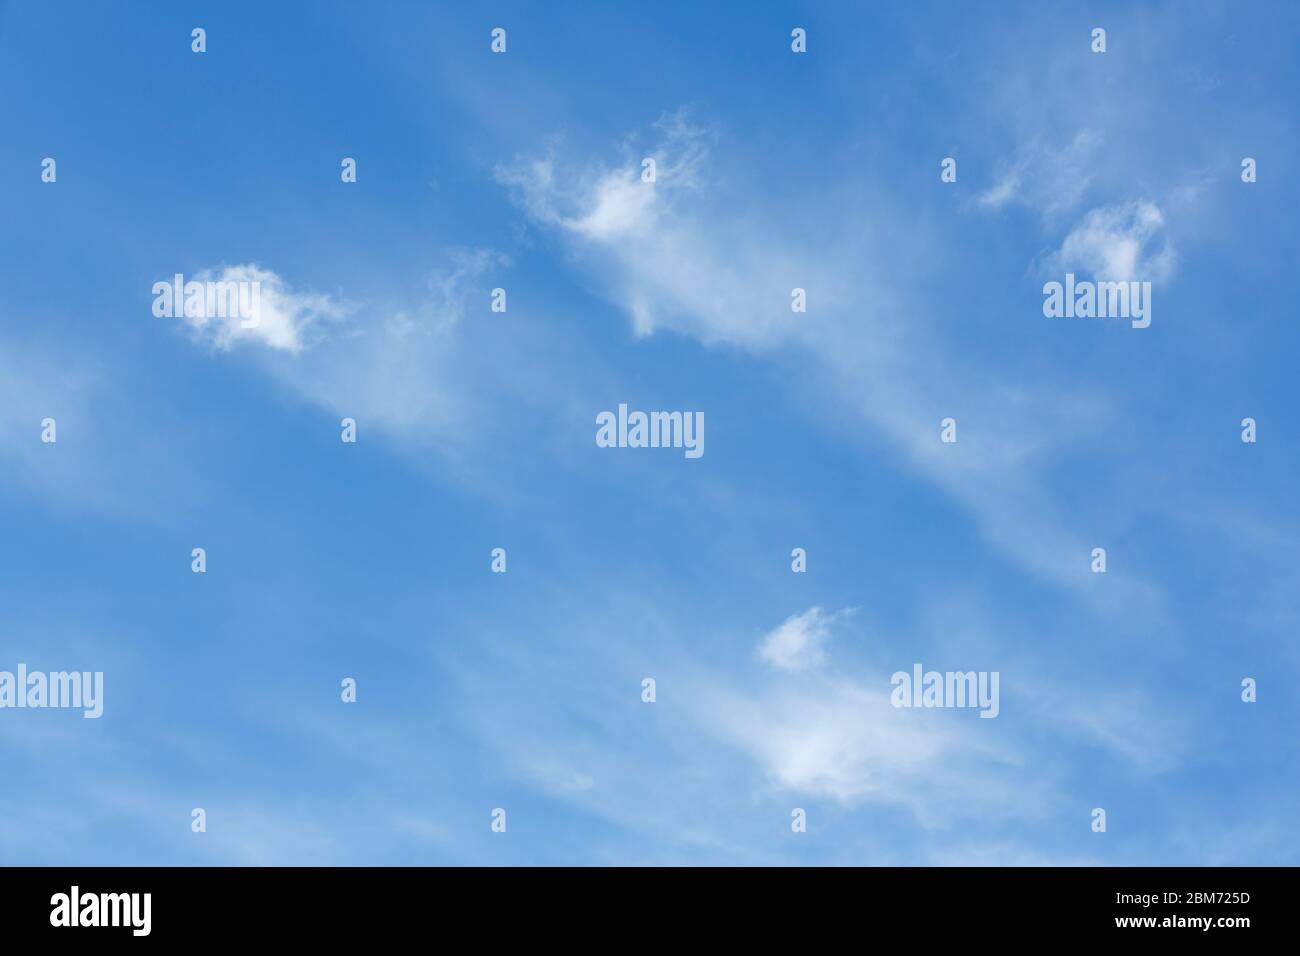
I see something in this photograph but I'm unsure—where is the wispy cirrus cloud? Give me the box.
[450,596,1051,852]
[496,114,1168,625]
[976,129,1103,220]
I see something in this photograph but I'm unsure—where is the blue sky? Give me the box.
[1,1,1298,865]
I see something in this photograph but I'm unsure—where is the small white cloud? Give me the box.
[176,264,346,354]
[757,606,849,672]
[1046,200,1176,282]
[497,109,709,246]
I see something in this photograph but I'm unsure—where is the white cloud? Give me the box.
[176,263,347,354]
[572,169,659,241]
[497,114,744,340]
[1045,200,1177,283]
[456,596,1048,841]
[701,674,1026,814]
[757,606,847,672]
[497,111,708,245]
[744,607,1038,813]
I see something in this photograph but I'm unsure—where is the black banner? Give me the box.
[0,866,1277,942]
